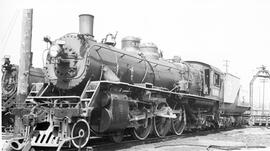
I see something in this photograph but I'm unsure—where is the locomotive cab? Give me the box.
[185,61,223,100]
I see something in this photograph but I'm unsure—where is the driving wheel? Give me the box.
[171,104,186,135]
[153,103,171,138]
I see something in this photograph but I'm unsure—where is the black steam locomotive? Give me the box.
[10,14,250,150]
[1,56,44,131]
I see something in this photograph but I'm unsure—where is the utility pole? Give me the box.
[15,9,33,134]
[259,85,261,108]
[260,78,268,115]
[262,79,265,115]
[223,60,229,73]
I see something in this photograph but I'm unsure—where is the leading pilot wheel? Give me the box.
[71,119,90,149]
[153,103,172,138]
[171,104,186,136]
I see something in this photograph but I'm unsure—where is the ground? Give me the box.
[118,127,270,151]
[1,127,270,151]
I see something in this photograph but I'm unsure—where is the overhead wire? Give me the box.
[2,10,19,42]
[1,10,20,53]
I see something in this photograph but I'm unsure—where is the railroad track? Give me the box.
[3,127,244,151]
[59,128,236,151]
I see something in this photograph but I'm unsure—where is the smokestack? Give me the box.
[79,14,94,36]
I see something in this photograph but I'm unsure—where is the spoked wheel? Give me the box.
[71,119,90,149]
[171,104,186,135]
[153,103,172,138]
[110,131,124,143]
[132,114,153,140]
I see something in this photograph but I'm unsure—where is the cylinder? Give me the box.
[79,14,94,36]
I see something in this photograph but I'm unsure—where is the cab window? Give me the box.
[214,73,220,87]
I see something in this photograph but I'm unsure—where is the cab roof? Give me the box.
[185,61,223,74]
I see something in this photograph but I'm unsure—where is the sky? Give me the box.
[0,0,270,108]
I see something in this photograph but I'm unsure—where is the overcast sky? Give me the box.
[1,0,270,108]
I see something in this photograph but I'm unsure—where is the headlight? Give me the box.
[55,39,65,45]
[49,45,60,57]
[2,55,10,65]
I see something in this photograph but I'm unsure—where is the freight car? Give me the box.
[1,56,45,131]
[10,14,250,151]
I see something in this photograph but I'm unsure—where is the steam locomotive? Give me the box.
[10,14,250,150]
[1,56,44,131]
